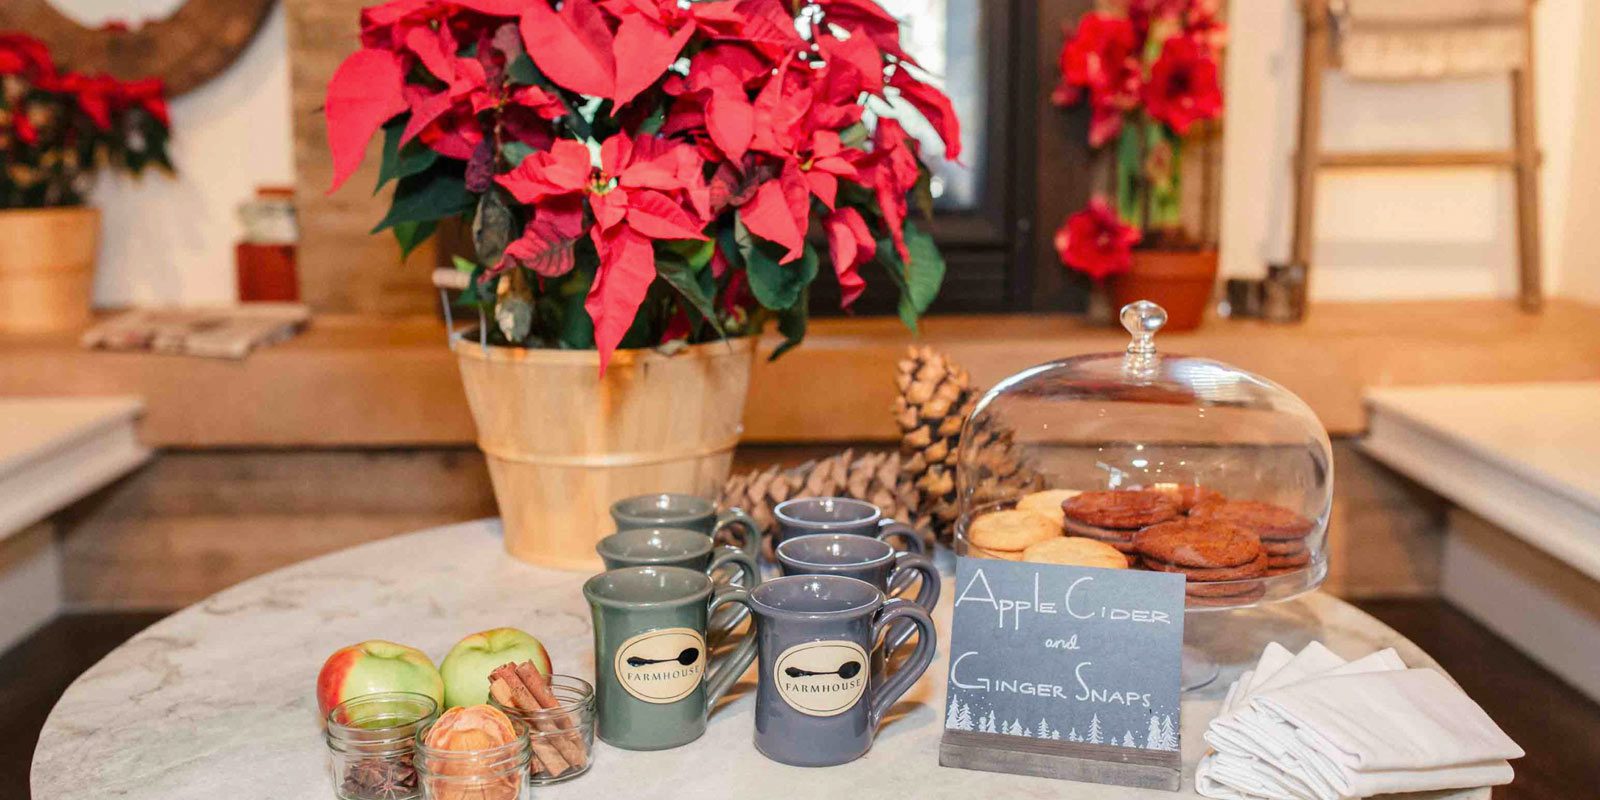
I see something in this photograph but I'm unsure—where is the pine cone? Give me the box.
[719,449,925,552]
[893,346,1040,544]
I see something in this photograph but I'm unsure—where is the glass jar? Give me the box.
[325,692,438,800]
[489,674,596,785]
[415,717,532,800]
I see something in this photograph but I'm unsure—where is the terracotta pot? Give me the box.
[1106,248,1219,331]
[454,335,756,570]
[0,207,100,333]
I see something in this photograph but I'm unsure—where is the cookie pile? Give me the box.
[1189,499,1314,575]
[964,487,1316,608]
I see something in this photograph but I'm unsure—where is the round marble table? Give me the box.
[33,521,1489,799]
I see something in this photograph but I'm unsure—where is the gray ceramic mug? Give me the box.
[719,575,937,767]
[612,493,761,564]
[596,527,760,637]
[772,496,924,555]
[582,566,757,751]
[774,533,940,655]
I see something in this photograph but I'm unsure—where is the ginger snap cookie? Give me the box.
[1059,518,1139,552]
[1062,490,1179,530]
[1262,539,1308,556]
[1133,519,1262,570]
[1142,549,1267,582]
[1022,537,1128,570]
[1185,585,1266,607]
[1015,489,1081,530]
[1189,499,1313,540]
[967,510,1060,553]
[1267,550,1311,569]
[1144,483,1224,514]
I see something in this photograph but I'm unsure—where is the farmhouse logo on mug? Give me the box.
[774,640,870,717]
[614,627,706,704]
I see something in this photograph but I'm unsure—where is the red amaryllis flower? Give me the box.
[1143,35,1223,135]
[1052,12,1140,146]
[1052,13,1139,106]
[1054,198,1140,280]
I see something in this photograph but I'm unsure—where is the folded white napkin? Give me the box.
[1195,642,1521,800]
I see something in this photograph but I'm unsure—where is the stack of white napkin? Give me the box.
[1195,642,1522,800]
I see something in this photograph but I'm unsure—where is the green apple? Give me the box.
[439,627,552,708]
[316,639,444,715]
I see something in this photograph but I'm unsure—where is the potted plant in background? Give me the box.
[1051,0,1225,330]
[0,33,171,333]
[326,0,960,568]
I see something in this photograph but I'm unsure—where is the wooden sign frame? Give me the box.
[940,729,1181,791]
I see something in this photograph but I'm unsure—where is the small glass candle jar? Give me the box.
[415,717,532,800]
[325,692,439,800]
[490,674,596,785]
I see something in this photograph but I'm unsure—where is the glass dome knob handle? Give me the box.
[1121,300,1167,356]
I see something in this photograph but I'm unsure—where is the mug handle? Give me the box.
[883,552,941,653]
[706,547,759,637]
[867,598,937,732]
[714,508,763,564]
[874,518,925,555]
[703,586,758,714]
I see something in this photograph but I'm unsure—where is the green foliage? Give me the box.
[875,221,945,333]
[375,118,439,194]
[371,164,474,233]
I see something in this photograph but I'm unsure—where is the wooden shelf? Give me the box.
[2,300,1598,447]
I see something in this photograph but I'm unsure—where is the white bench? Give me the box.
[1362,383,1600,700]
[0,397,150,650]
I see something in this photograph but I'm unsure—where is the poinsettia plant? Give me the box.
[1050,0,1224,279]
[326,0,960,371]
[0,33,173,209]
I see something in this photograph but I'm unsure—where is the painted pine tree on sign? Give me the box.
[1159,714,1179,750]
[1087,714,1104,744]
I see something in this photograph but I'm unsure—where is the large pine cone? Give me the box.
[719,449,925,551]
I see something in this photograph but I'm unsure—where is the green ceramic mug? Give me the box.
[582,566,757,751]
[611,493,761,565]
[595,527,760,639]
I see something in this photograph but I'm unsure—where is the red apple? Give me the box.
[440,627,552,708]
[316,640,445,715]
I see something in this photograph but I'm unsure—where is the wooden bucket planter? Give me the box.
[0,207,100,333]
[454,335,756,571]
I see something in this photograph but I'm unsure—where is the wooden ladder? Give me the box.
[1292,0,1544,311]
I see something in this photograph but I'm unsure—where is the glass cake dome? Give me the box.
[953,301,1333,612]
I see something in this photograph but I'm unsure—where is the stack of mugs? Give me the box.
[586,494,943,767]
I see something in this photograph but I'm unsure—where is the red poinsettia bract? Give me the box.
[1054,198,1140,281]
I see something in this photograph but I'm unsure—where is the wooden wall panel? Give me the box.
[285,0,438,314]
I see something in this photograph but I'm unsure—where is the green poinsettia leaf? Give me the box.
[657,252,725,339]
[876,221,944,333]
[736,213,818,311]
[371,165,473,233]
[392,219,437,259]
[771,290,808,361]
[375,118,439,195]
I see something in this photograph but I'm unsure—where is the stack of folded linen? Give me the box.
[1196,642,1522,800]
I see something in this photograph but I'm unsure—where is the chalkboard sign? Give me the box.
[938,556,1187,791]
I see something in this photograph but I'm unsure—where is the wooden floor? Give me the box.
[5,602,1598,798]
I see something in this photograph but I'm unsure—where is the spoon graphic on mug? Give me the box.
[784,661,863,680]
[626,647,701,668]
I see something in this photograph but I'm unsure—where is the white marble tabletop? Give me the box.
[33,520,1488,799]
